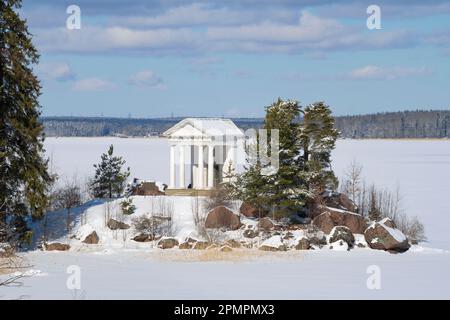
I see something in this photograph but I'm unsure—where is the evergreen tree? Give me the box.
[0,0,52,220]
[227,98,339,218]
[90,145,130,198]
[226,126,270,213]
[299,102,339,195]
[263,98,310,216]
[368,187,382,221]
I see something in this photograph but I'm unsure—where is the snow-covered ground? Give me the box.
[332,139,450,251]
[3,247,450,299]
[44,137,450,250]
[1,137,449,299]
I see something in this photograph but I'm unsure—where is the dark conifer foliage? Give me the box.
[0,0,52,219]
[89,145,130,199]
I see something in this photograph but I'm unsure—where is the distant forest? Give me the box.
[335,110,450,139]
[42,110,450,139]
[42,117,263,137]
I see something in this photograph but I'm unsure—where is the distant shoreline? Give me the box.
[42,110,450,139]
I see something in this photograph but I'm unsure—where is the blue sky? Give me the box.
[21,0,450,118]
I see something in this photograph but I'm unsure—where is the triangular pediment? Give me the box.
[169,122,204,137]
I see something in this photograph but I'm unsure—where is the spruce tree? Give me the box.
[299,102,339,195]
[90,145,130,198]
[0,0,52,220]
[263,98,309,216]
[228,98,339,219]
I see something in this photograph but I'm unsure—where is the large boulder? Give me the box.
[205,206,241,230]
[82,231,99,244]
[342,212,366,234]
[131,181,164,196]
[45,242,70,251]
[379,217,396,228]
[313,207,366,234]
[323,192,358,213]
[295,237,310,250]
[364,222,410,253]
[157,238,179,249]
[107,218,130,230]
[329,226,355,247]
[312,212,335,234]
[240,202,265,218]
[132,234,157,242]
[257,217,275,231]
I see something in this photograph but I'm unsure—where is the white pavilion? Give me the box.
[163,118,244,194]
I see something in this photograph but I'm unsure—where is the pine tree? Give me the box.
[90,145,130,198]
[299,102,339,195]
[0,0,52,220]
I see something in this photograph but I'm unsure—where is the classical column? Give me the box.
[198,144,204,189]
[207,145,214,189]
[169,144,176,189]
[179,145,185,188]
[190,144,195,188]
[229,140,236,171]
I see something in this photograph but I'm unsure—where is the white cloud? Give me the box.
[349,65,432,80]
[37,62,76,82]
[207,11,344,43]
[33,11,421,55]
[72,78,116,91]
[128,70,165,88]
[36,26,201,54]
[119,3,251,27]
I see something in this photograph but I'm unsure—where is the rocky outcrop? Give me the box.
[240,202,264,218]
[295,237,310,250]
[107,219,130,230]
[323,192,358,212]
[257,217,275,231]
[313,207,366,234]
[329,226,355,247]
[44,242,70,251]
[312,211,335,234]
[131,181,164,196]
[205,206,241,230]
[82,231,99,244]
[364,222,410,253]
[379,217,396,228]
[157,238,179,249]
[132,234,156,242]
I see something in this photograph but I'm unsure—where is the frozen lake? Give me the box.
[44,137,450,250]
